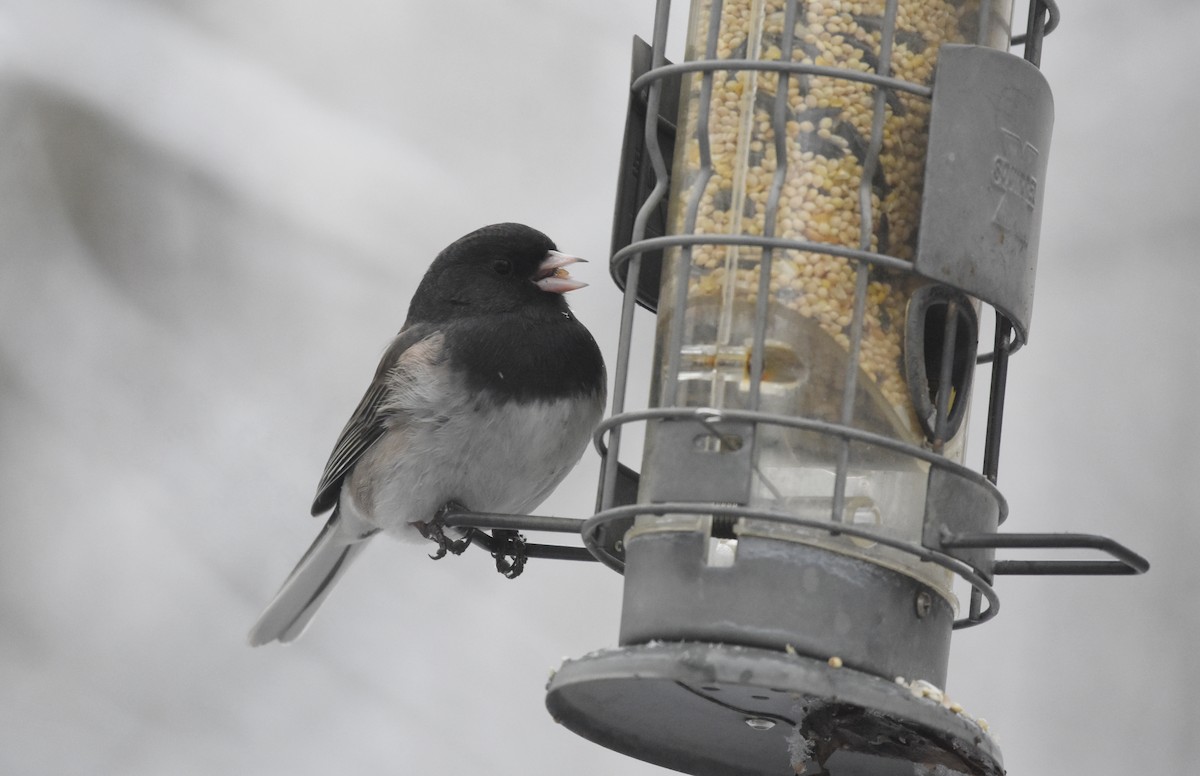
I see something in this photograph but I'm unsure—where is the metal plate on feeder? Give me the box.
[642,418,756,504]
[547,643,1003,776]
[917,44,1053,344]
[922,466,1003,577]
[610,36,679,312]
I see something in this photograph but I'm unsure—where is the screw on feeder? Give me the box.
[745,718,776,731]
[915,591,933,619]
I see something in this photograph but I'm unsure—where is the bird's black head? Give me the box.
[407,223,586,323]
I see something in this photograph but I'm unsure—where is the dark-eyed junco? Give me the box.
[248,223,606,646]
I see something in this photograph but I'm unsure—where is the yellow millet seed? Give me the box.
[671,0,1005,439]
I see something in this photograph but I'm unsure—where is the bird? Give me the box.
[248,223,606,646]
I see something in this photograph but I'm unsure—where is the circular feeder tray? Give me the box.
[546,642,1002,776]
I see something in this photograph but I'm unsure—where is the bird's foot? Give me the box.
[414,502,474,560]
[491,529,528,579]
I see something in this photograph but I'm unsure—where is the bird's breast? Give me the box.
[451,315,605,403]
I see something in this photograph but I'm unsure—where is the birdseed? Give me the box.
[661,0,1012,441]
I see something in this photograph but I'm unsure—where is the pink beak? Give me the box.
[534,250,588,294]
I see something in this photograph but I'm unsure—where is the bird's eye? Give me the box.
[492,260,512,276]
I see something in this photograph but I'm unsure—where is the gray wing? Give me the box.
[310,323,443,516]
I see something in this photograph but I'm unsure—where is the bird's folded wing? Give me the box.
[309,323,443,515]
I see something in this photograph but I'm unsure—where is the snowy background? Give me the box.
[1,0,1197,774]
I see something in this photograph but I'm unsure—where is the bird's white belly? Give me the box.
[344,394,601,542]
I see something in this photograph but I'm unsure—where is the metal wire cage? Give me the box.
[590,0,1145,621]
[439,0,1147,626]
[434,1,1150,773]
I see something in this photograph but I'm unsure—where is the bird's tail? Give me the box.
[247,510,372,646]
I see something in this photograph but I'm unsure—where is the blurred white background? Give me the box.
[1,1,1196,774]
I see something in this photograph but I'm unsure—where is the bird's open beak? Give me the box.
[534,250,588,294]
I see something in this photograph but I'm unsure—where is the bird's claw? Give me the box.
[491,529,528,579]
[414,502,474,560]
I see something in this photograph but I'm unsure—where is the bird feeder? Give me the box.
[529,1,1148,774]
[433,0,1147,773]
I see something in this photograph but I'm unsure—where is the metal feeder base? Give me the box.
[546,642,1002,776]
[620,528,956,687]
